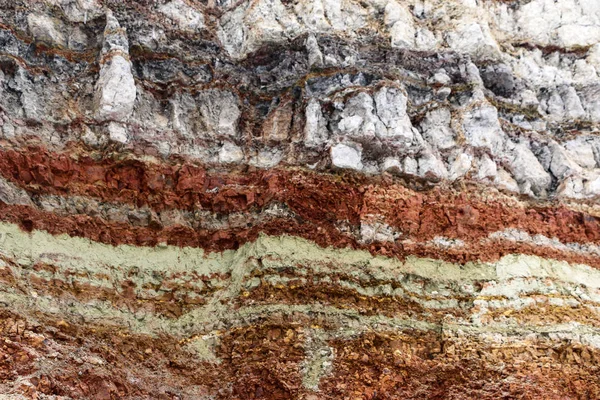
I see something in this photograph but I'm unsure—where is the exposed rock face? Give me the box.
[1,0,600,398]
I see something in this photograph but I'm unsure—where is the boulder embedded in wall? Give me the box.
[446,22,500,60]
[385,1,416,49]
[218,0,302,59]
[219,142,245,164]
[564,136,599,169]
[462,105,506,155]
[47,0,103,23]
[420,108,456,150]
[449,152,473,181]
[515,0,600,48]
[306,34,324,69]
[107,121,129,144]
[94,57,137,122]
[476,155,498,181]
[418,148,448,181]
[373,87,414,142]
[507,142,552,194]
[547,142,583,180]
[540,86,586,122]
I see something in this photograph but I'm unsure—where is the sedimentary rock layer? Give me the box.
[1,224,600,398]
[1,0,600,398]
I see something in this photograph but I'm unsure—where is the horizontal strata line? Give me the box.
[5,240,600,327]
[1,222,600,348]
[2,279,600,353]
[1,220,600,302]
[15,262,600,321]
[0,201,600,265]
[1,147,600,247]
[3,175,600,259]
[7,261,600,335]
[2,177,600,265]
[0,176,297,230]
[1,221,599,286]
[5,229,599,310]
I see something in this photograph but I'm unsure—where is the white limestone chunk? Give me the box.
[421,108,455,150]
[476,155,498,181]
[94,11,137,122]
[564,137,598,169]
[403,157,418,175]
[306,34,324,69]
[94,56,137,122]
[418,150,448,180]
[507,142,551,194]
[462,105,505,154]
[196,89,241,138]
[373,87,414,142]
[382,157,402,175]
[219,142,244,164]
[305,98,329,147]
[27,14,66,47]
[107,122,129,144]
[331,143,363,170]
[159,0,205,31]
[449,152,472,181]
[46,0,103,23]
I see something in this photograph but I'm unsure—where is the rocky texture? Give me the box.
[1,0,600,398]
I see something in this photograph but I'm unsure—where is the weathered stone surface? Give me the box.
[1,0,600,397]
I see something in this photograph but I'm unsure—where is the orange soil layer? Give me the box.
[2,310,599,399]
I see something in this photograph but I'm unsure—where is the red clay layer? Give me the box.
[1,201,599,266]
[1,146,600,262]
[1,146,600,246]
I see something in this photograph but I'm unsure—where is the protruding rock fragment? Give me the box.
[421,108,455,150]
[336,88,413,142]
[462,105,505,154]
[94,11,137,122]
[47,0,103,23]
[418,149,448,181]
[107,122,129,144]
[331,143,362,170]
[449,152,472,181]
[306,34,324,69]
[219,142,244,164]
[385,1,416,49]
[305,98,329,147]
[159,0,205,31]
[508,142,551,194]
[382,157,402,175]
[196,89,241,138]
[27,14,66,47]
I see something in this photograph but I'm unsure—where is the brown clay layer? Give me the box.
[2,309,600,400]
[319,331,600,400]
